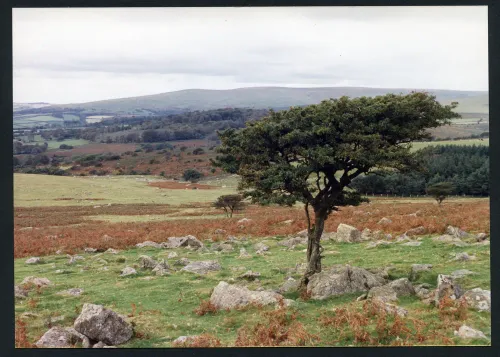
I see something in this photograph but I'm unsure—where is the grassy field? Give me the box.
[14,173,491,347]
[410,139,489,152]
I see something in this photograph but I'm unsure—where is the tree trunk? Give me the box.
[299,211,326,291]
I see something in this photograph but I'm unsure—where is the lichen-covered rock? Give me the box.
[388,278,415,297]
[152,260,171,276]
[212,243,234,252]
[167,252,178,259]
[450,252,476,262]
[238,270,261,281]
[120,267,137,277]
[409,264,433,281]
[366,240,393,249]
[84,248,97,253]
[181,260,221,274]
[35,327,90,348]
[238,248,252,259]
[163,235,204,249]
[136,241,162,249]
[367,285,398,303]
[454,325,489,340]
[138,255,158,269]
[277,277,300,294]
[405,226,427,236]
[435,274,464,305]
[105,248,119,254]
[432,235,460,243]
[21,276,53,287]
[237,218,252,224]
[307,265,386,300]
[254,242,269,251]
[451,269,475,279]
[25,257,43,265]
[74,304,133,345]
[279,237,307,248]
[461,288,490,312]
[210,281,285,309]
[174,257,190,266]
[335,224,362,243]
[476,233,488,241]
[445,226,470,239]
[67,254,85,265]
[15,285,29,299]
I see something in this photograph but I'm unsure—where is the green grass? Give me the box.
[45,139,90,150]
[410,139,489,152]
[15,235,490,347]
[14,174,236,207]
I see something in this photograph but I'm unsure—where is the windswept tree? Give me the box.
[212,93,460,289]
[213,194,246,218]
[426,182,454,205]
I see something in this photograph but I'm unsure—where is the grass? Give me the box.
[45,139,90,150]
[14,234,491,347]
[410,139,489,152]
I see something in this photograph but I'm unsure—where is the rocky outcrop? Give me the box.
[306,265,386,300]
[74,303,133,345]
[454,325,489,340]
[445,226,470,239]
[334,224,362,243]
[209,281,285,309]
[138,255,158,269]
[36,327,90,348]
[181,260,221,274]
[20,276,53,287]
[136,241,163,249]
[163,235,204,249]
[461,288,490,312]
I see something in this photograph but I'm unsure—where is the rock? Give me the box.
[452,241,470,247]
[136,241,163,249]
[254,242,269,251]
[138,255,158,269]
[450,252,476,262]
[237,218,252,224]
[74,303,133,345]
[21,276,53,287]
[172,335,196,345]
[402,241,422,247]
[432,235,461,243]
[435,274,464,305]
[209,281,285,309]
[367,266,393,280]
[405,226,426,236]
[277,277,300,294]
[279,237,307,248]
[388,278,415,296]
[335,224,362,243]
[96,258,108,265]
[281,219,294,225]
[451,269,475,279]
[93,341,111,348]
[56,250,63,255]
[214,229,226,234]
[181,260,221,274]
[15,285,29,299]
[238,248,252,259]
[366,240,393,249]
[84,248,97,253]
[414,284,433,300]
[307,265,386,300]
[377,217,392,225]
[167,252,178,259]
[461,288,490,312]
[360,228,380,241]
[454,325,489,340]
[367,285,398,303]
[152,260,171,276]
[476,233,488,241]
[445,226,470,239]
[163,235,204,249]
[25,257,43,264]
[212,243,234,252]
[105,248,119,254]
[356,293,368,301]
[296,229,308,238]
[67,254,85,265]
[174,257,190,266]
[57,288,84,296]
[238,270,261,281]
[409,264,432,281]
[35,327,90,348]
[120,267,137,277]
[395,234,411,243]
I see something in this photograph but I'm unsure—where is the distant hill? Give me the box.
[46,86,488,115]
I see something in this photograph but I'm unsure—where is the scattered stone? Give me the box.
[238,248,252,259]
[450,252,476,262]
[367,285,399,303]
[360,228,380,241]
[35,327,90,348]
[366,240,393,249]
[25,257,43,265]
[105,248,119,254]
[307,265,386,300]
[212,243,234,252]
[57,288,84,297]
[445,226,470,239]
[21,276,53,287]
[214,229,226,234]
[435,274,464,305]
[238,270,261,281]
[414,283,433,301]
[454,325,488,340]
[15,285,28,299]
[279,237,307,248]
[405,226,426,236]
[403,241,422,247]
[163,235,204,249]
[335,224,362,243]
[181,260,221,274]
[379,302,408,317]
[296,229,308,238]
[120,267,137,277]
[476,233,488,241]
[67,254,85,265]
[254,242,269,251]
[172,335,196,345]
[84,248,97,253]
[461,288,491,312]
[388,278,415,297]
[277,277,300,294]
[136,241,162,249]
[377,217,392,225]
[167,252,178,259]
[138,255,158,269]
[432,235,460,243]
[409,264,433,281]
[56,250,63,255]
[152,260,171,276]
[74,303,133,345]
[237,218,252,224]
[210,281,285,309]
[174,257,190,266]
[451,269,475,279]
[367,266,393,280]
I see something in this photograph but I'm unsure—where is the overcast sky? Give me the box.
[13,6,488,104]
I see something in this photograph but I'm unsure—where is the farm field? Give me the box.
[14,172,490,347]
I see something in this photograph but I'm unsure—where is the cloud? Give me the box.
[12,6,488,103]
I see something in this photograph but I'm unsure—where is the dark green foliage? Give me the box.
[183,169,203,182]
[212,92,459,283]
[426,182,454,204]
[193,148,205,155]
[213,194,246,218]
[351,145,489,196]
[59,144,74,150]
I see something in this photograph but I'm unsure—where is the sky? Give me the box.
[13,6,488,104]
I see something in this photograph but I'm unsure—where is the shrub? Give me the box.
[183,169,203,183]
[193,148,205,155]
[59,144,74,150]
[213,194,245,218]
